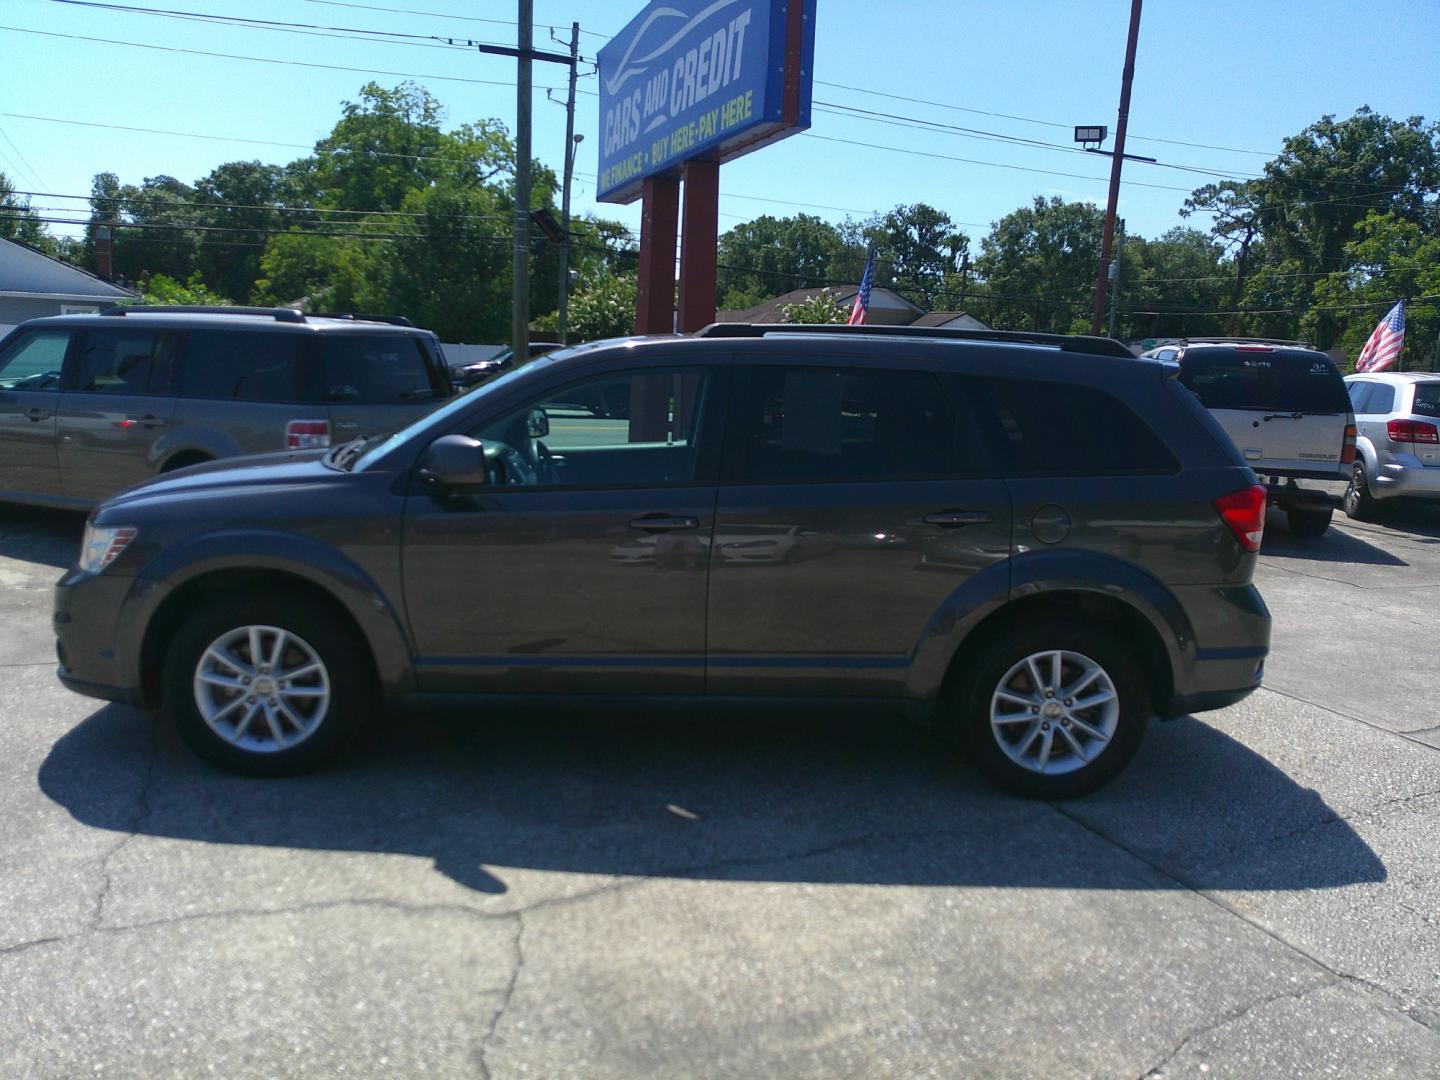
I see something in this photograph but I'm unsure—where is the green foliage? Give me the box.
[136,272,232,306]
[974,196,1103,331]
[536,268,637,341]
[780,289,851,324]
[717,214,844,309]
[0,171,51,252]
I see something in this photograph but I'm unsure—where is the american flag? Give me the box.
[1355,299,1405,373]
[848,245,876,326]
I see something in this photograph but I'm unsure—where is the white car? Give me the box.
[1341,372,1440,518]
[1144,340,1356,536]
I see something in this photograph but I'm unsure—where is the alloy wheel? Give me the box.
[989,649,1120,775]
[192,624,332,753]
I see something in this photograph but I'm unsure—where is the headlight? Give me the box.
[79,524,138,574]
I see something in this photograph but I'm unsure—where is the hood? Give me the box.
[100,450,340,511]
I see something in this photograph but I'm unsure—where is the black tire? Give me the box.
[162,591,376,776]
[1342,461,1377,521]
[1286,506,1333,537]
[948,618,1148,799]
[159,453,213,474]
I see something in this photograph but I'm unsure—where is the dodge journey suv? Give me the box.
[0,306,453,507]
[55,324,1272,798]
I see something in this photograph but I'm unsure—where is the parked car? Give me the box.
[1141,340,1355,536]
[0,306,454,508]
[55,323,1271,798]
[450,342,563,388]
[1341,372,1440,518]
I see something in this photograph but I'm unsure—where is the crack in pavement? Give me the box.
[1258,558,1440,591]
[475,911,526,1080]
[1048,802,1440,1042]
[1136,977,1339,1079]
[90,716,160,932]
[1258,685,1440,754]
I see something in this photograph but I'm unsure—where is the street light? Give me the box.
[558,132,584,344]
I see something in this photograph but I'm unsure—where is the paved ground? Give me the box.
[1,502,1438,1078]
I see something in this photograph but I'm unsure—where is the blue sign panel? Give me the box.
[596,0,816,204]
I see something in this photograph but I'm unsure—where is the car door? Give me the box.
[401,362,724,695]
[705,357,1012,698]
[56,326,180,501]
[0,327,73,500]
[1356,380,1396,466]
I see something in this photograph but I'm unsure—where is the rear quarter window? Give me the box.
[322,334,444,404]
[973,376,1179,477]
[1179,349,1350,413]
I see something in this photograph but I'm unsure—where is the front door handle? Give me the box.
[630,514,700,532]
[25,407,51,422]
[135,414,166,429]
[924,510,993,527]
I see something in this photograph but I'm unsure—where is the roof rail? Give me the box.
[695,322,1136,359]
[1179,336,1313,349]
[308,312,416,327]
[100,304,305,323]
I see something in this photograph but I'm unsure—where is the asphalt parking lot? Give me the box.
[2,502,1438,1078]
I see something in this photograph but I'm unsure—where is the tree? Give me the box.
[1119,227,1228,340]
[192,161,285,303]
[310,82,452,213]
[0,171,51,251]
[716,214,844,309]
[974,196,1102,331]
[136,272,232,306]
[835,203,968,307]
[533,267,636,341]
[780,289,850,324]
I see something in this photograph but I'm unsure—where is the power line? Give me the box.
[0,125,48,190]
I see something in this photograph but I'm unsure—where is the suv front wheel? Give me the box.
[162,593,374,776]
[952,618,1147,798]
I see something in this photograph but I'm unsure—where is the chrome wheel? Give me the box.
[990,649,1119,776]
[193,624,331,753]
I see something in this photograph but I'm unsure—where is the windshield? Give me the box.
[1179,348,1351,413]
[350,352,560,471]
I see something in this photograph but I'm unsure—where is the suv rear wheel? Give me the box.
[162,592,374,776]
[1342,461,1377,521]
[951,619,1147,798]
[1286,507,1333,537]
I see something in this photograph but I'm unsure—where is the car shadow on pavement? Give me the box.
[0,507,84,570]
[1261,524,1406,567]
[39,703,1385,896]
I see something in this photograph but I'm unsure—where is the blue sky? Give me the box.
[2,0,1437,255]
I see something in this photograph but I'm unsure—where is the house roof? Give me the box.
[911,310,988,328]
[717,285,923,325]
[0,237,134,301]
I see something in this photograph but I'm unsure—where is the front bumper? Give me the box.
[53,569,156,709]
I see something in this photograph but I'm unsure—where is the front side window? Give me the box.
[73,329,177,395]
[473,368,710,488]
[179,331,311,403]
[742,366,958,483]
[322,334,443,404]
[0,330,71,390]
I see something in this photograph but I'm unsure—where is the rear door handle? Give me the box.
[134,414,166,429]
[630,514,700,532]
[25,407,51,422]
[924,510,993,527]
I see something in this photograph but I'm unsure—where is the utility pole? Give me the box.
[512,0,532,359]
[1090,0,1143,336]
[1108,218,1124,338]
[557,20,580,345]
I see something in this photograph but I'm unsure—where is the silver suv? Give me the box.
[1143,339,1355,536]
[1342,372,1440,519]
[0,306,454,508]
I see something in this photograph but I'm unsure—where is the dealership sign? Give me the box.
[596,0,816,203]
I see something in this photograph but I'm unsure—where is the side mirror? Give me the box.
[526,407,550,438]
[418,434,499,490]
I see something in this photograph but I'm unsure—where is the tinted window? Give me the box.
[742,366,958,483]
[322,334,442,404]
[179,331,312,402]
[475,369,710,488]
[977,377,1179,477]
[1412,384,1440,417]
[0,330,70,390]
[1368,383,1396,415]
[1347,381,1373,413]
[1179,349,1350,413]
[73,329,177,395]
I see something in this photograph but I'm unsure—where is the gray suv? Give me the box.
[1342,372,1440,518]
[54,324,1272,798]
[0,306,453,507]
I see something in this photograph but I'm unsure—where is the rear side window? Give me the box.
[322,334,443,404]
[1347,381,1373,413]
[741,365,960,483]
[1179,349,1350,413]
[0,330,71,390]
[975,377,1179,477]
[1412,384,1440,417]
[179,331,313,403]
[1367,383,1396,414]
[73,329,178,395]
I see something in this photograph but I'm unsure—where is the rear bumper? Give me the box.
[1159,583,1271,719]
[1373,456,1440,500]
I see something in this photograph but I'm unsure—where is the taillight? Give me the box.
[1341,423,1357,464]
[286,419,331,449]
[1386,418,1439,444]
[1214,485,1267,553]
